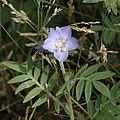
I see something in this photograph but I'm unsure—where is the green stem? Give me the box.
[60,62,74,120]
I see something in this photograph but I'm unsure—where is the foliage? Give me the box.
[0,0,120,120]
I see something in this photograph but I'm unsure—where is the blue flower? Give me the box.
[40,26,78,62]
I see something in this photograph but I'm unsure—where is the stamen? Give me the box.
[55,38,68,52]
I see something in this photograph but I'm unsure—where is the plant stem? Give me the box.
[60,62,74,120]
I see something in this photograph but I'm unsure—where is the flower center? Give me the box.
[55,38,68,52]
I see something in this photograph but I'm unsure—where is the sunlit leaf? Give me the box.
[76,79,85,101]
[34,62,41,81]
[87,71,115,81]
[32,95,48,107]
[8,74,28,84]
[75,64,88,78]
[116,89,120,98]
[101,94,108,104]
[15,80,35,94]
[100,109,116,120]
[105,103,120,115]
[40,66,49,85]
[23,87,42,103]
[111,0,117,15]
[81,64,101,77]
[93,81,111,98]
[110,82,120,97]
[2,61,25,73]
[56,84,66,96]
[48,72,57,92]
[85,82,92,103]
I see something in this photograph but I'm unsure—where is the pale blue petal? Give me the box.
[56,27,63,37]
[42,38,56,53]
[49,27,61,40]
[54,51,68,62]
[34,45,45,52]
[67,37,79,50]
[61,26,71,39]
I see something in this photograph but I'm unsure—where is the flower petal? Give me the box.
[34,45,45,52]
[61,26,71,39]
[67,37,79,50]
[54,51,68,62]
[42,38,56,53]
[56,27,63,37]
[49,27,61,40]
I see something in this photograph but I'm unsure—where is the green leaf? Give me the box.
[2,61,25,73]
[95,95,101,109]
[83,0,103,3]
[93,81,111,98]
[110,82,120,97]
[106,103,120,115]
[116,89,120,98]
[27,70,33,78]
[87,100,95,118]
[34,62,41,81]
[81,63,102,77]
[103,29,116,44]
[102,13,111,27]
[101,94,108,104]
[76,79,85,101]
[56,84,66,96]
[75,64,88,78]
[103,29,110,44]
[48,73,57,92]
[95,113,107,120]
[87,71,115,81]
[90,25,103,32]
[112,16,120,25]
[23,87,42,103]
[111,1,117,15]
[40,66,49,85]
[15,80,35,94]
[85,82,92,103]
[8,74,28,84]
[32,95,48,107]
[54,99,60,114]
[27,55,33,71]
[100,109,116,120]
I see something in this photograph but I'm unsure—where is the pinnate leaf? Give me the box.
[40,66,49,85]
[87,71,115,81]
[2,61,25,73]
[81,64,101,77]
[32,95,48,107]
[8,74,28,84]
[34,62,41,81]
[23,87,42,103]
[85,82,92,103]
[76,79,85,101]
[75,64,88,78]
[93,81,111,98]
[15,80,35,94]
